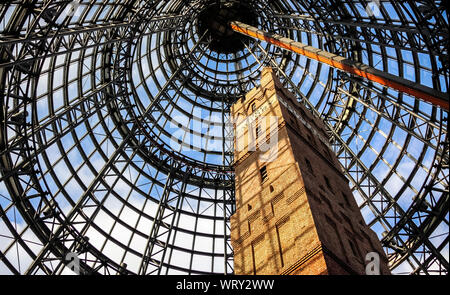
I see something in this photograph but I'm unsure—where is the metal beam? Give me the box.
[0,14,188,69]
[274,14,422,33]
[230,21,449,110]
[0,14,187,47]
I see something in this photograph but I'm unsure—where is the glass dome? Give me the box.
[0,0,448,275]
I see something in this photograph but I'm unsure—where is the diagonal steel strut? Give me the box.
[230,21,449,110]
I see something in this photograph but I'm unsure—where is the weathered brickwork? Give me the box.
[230,67,390,275]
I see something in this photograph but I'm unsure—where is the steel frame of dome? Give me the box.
[0,0,448,275]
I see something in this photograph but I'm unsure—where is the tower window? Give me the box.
[298,107,306,119]
[305,158,314,176]
[251,103,256,112]
[324,175,333,192]
[260,166,268,183]
[255,125,261,138]
[290,117,299,129]
[347,237,362,261]
[322,142,333,160]
[342,192,351,207]
[304,127,314,144]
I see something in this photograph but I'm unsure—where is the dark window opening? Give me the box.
[325,215,348,262]
[322,142,333,160]
[305,127,314,143]
[260,166,268,182]
[290,117,298,129]
[348,237,362,261]
[361,230,376,251]
[298,107,306,119]
[310,192,322,204]
[342,192,352,207]
[255,125,261,138]
[305,158,314,176]
[324,175,333,192]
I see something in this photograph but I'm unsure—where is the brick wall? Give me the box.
[230,67,390,275]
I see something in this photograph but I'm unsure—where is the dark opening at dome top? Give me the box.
[197,1,259,54]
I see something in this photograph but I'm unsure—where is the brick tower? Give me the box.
[230,68,390,275]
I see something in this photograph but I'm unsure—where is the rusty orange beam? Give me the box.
[231,21,449,110]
